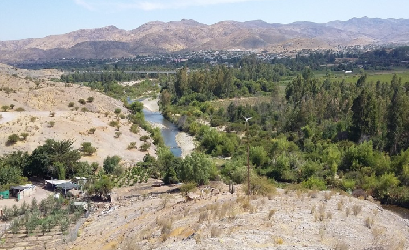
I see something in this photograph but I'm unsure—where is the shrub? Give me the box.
[68,102,74,107]
[130,124,139,134]
[140,135,150,142]
[7,134,20,145]
[302,177,327,190]
[87,97,94,103]
[78,99,86,105]
[242,174,276,196]
[48,121,55,127]
[88,128,96,134]
[180,182,197,195]
[114,131,122,138]
[9,104,14,109]
[81,107,89,112]
[127,142,137,150]
[49,112,55,117]
[139,142,151,151]
[15,107,25,112]
[1,105,9,112]
[81,142,96,156]
[109,121,119,127]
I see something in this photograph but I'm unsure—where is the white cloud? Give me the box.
[72,0,262,11]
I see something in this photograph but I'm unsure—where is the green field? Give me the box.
[324,70,409,84]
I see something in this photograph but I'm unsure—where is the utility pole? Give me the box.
[243,116,252,199]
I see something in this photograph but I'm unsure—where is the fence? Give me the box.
[64,210,90,243]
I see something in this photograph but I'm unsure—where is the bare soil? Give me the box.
[66,183,409,250]
[0,65,155,166]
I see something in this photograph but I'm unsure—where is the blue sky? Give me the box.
[1,0,409,41]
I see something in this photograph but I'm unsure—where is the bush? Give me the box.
[127,142,137,150]
[87,97,94,103]
[81,142,96,156]
[1,105,9,112]
[68,102,74,107]
[81,107,89,112]
[130,124,139,134]
[180,182,197,195]
[48,121,55,127]
[15,107,25,112]
[140,135,150,142]
[78,99,86,105]
[109,121,119,127]
[88,128,96,134]
[302,177,327,190]
[139,142,151,151]
[242,174,277,196]
[7,134,20,145]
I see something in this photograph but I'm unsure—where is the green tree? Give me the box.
[26,139,81,178]
[250,146,268,167]
[88,176,113,199]
[103,155,121,174]
[178,152,216,185]
[174,67,188,97]
[350,87,380,142]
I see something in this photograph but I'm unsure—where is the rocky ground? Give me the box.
[65,182,409,250]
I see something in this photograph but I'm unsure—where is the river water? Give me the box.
[142,109,182,157]
[128,97,182,157]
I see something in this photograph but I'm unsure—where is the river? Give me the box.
[142,109,182,157]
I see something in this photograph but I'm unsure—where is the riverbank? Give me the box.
[140,97,160,112]
[175,132,196,158]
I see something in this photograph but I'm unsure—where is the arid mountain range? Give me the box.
[1,17,409,63]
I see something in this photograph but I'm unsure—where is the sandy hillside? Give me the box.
[0,66,155,165]
[66,182,409,250]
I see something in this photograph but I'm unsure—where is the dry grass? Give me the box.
[308,190,319,198]
[365,216,374,229]
[210,226,222,238]
[352,204,362,216]
[198,211,209,223]
[337,200,344,211]
[324,191,332,201]
[268,209,276,220]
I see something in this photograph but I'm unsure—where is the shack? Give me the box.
[45,180,71,190]
[55,182,79,195]
[10,184,36,201]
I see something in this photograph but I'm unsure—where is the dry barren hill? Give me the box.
[66,182,409,250]
[1,17,409,63]
[0,64,155,165]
